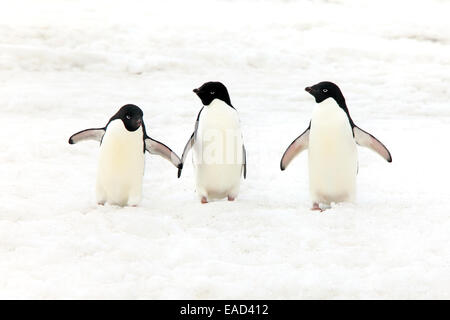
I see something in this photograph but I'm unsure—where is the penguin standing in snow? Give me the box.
[280,81,392,211]
[68,104,182,206]
[178,82,246,203]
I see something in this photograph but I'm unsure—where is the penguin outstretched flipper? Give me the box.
[68,128,105,144]
[353,126,392,162]
[145,136,182,170]
[280,126,310,171]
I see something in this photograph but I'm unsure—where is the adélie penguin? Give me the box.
[178,82,246,203]
[68,104,182,206]
[280,81,392,211]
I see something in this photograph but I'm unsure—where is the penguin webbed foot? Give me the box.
[311,203,324,212]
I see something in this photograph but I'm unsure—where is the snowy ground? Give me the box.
[0,0,449,299]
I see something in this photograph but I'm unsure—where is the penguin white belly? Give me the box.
[96,120,145,206]
[193,99,243,200]
[308,98,357,204]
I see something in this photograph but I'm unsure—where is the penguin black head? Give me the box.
[193,81,232,107]
[305,81,345,105]
[110,104,144,132]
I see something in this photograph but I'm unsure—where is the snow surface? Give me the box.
[1,0,450,299]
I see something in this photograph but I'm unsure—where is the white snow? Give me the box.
[1,0,449,299]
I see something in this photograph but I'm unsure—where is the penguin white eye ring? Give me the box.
[68,104,182,207]
[210,91,215,95]
[323,89,328,92]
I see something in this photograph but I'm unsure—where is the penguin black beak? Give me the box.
[193,88,199,94]
[137,119,142,127]
[305,87,312,93]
